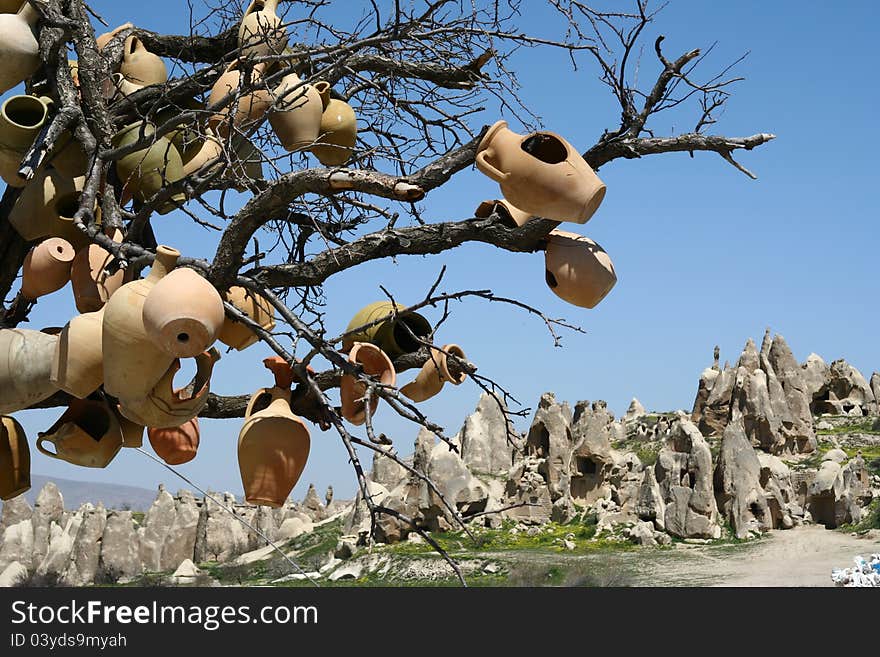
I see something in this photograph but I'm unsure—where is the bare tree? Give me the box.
[2,0,773,584]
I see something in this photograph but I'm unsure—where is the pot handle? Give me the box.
[475,150,509,183]
[244,387,271,419]
[36,434,61,460]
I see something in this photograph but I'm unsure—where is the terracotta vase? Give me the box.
[142,267,224,358]
[101,72,144,102]
[238,0,287,59]
[0,3,41,95]
[208,59,272,139]
[115,407,144,448]
[9,169,87,246]
[119,348,219,428]
[340,342,396,425]
[180,127,223,177]
[95,23,133,51]
[343,301,432,358]
[238,386,310,507]
[20,238,75,300]
[119,36,168,87]
[112,121,186,214]
[70,230,125,313]
[543,229,617,308]
[51,308,105,399]
[49,130,90,178]
[263,355,314,389]
[0,415,29,500]
[37,397,123,469]
[400,344,467,403]
[102,246,180,403]
[149,417,199,465]
[0,94,53,187]
[475,120,606,224]
[268,70,323,151]
[227,135,264,189]
[474,198,534,228]
[0,328,59,414]
[310,82,357,165]
[218,286,276,350]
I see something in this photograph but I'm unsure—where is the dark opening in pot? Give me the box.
[522,133,567,164]
[545,269,559,289]
[392,315,431,354]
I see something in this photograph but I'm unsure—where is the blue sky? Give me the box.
[7,0,879,499]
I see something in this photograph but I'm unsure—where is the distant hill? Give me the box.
[15,475,158,511]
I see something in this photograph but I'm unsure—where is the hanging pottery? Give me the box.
[20,238,75,300]
[238,0,287,59]
[227,135,264,189]
[102,246,180,403]
[112,121,186,214]
[8,168,91,249]
[149,417,199,465]
[95,22,133,51]
[340,342,396,425]
[474,198,534,228]
[0,3,41,95]
[0,94,53,187]
[114,406,144,448]
[218,285,276,351]
[119,35,168,87]
[208,59,272,139]
[543,229,617,308]
[70,229,126,313]
[119,348,220,428]
[0,328,59,415]
[310,82,357,166]
[401,344,468,403]
[343,301,432,358]
[142,267,224,358]
[51,308,105,399]
[180,127,223,177]
[49,130,90,178]
[268,69,323,151]
[0,415,29,501]
[101,72,145,102]
[37,396,123,469]
[475,120,606,224]
[238,386,310,507]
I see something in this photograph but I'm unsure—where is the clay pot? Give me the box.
[148,417,199,465]
[0,415,29,501]
[218,286,276,350]
[208,59,272,138]
[51,308,105,399]
[340,342,396,425]
[119,348,220,428]
[310,82,357,165]
[262,356,314,389]
[49,130,90,178]
[21,238,75,300]
[0,3,41,95]
[115,407,144,448]
[37,397,122,469]
[0,328,59,414]
[101,72,144,103]
[180,127,223,177]
[238,0,287,59]
[119,35,167,87]
[343,301,432,358]
[268,70,323,151]
[474,198,533,228]
[102,246,180,403]
[70,230,125,313]
[227,135,264,189]
[95,23,133,51]
[8,168,91,248]
[400,344,467,403]
[142,267,225,358]
[544,229,617,308]
[475,120,606,224]
[238,386,310,507]
[0,94,53,187]
[112,121,186,214]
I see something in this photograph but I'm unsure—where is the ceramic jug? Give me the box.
[102,246,180,403]
[0,328,59,415]
[148,417,199,465]
[543,229,617,308]
[0,94,53,187]
[475,120,606,224]
[218,286,276,351]
[119,348,219,428]
[112,121,186,214]
[0,415,29,501]
[37,397,123,469]
[119,36,168,87]
[343,301,432,358]
[70,229,126,313]
[310,82,357,165]
[238,0,287,59]
[101,72,145,103]
[474,198,534,227]
[401,344,467,403]
[49,130,90,178]
[20,237,75,300]
[238,386,310,507]
[95,23,133,51]
[180,127,223,177]
[51,308,105,399]
[268,69,323,151]
[9,169,90,249]
[115,407,144,448]
[208,59,272,139]
[0,3,41,95]
[340,342,396,425]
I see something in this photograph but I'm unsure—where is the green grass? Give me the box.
[816,420,880,436]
